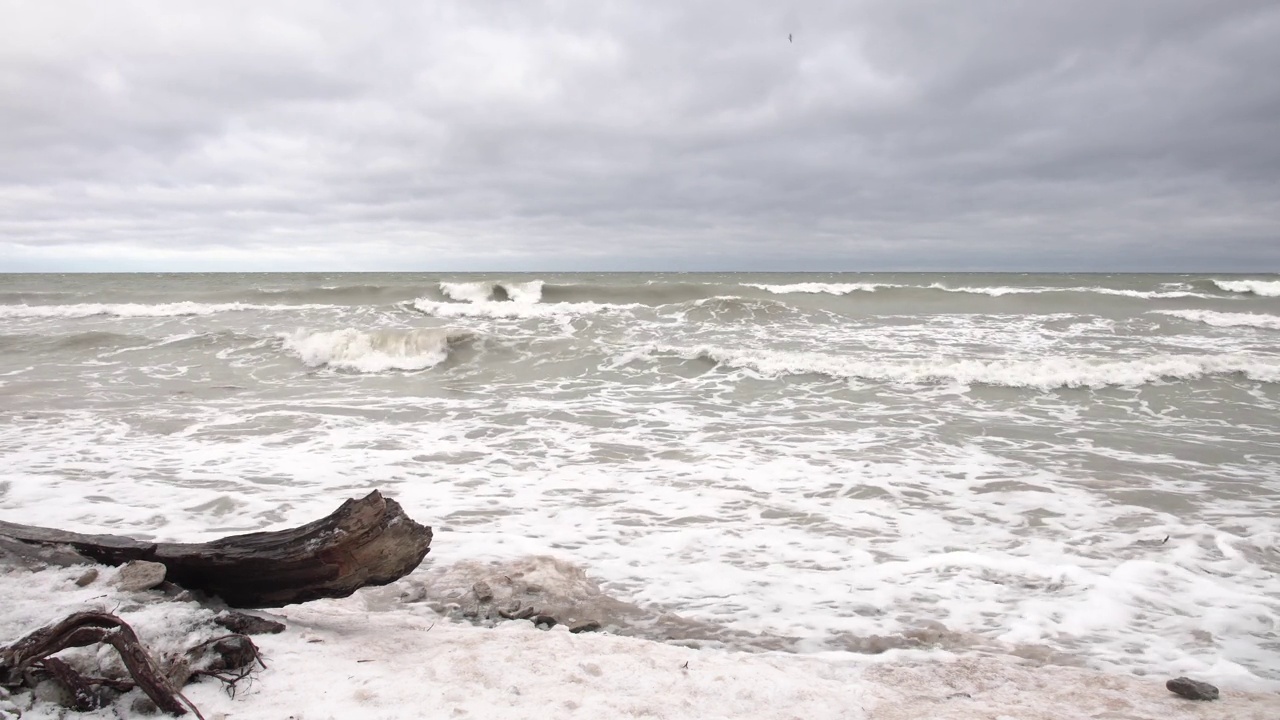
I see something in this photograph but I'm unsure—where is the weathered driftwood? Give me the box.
[0,491,432,608]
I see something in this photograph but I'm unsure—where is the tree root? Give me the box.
[1,611,263,717]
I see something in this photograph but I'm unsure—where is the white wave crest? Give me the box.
[281,328,466,372]
[413,299,632,319]
[639,346,1280,389]
[1154,310,1280,330]
[0,302,318,319]
[1214,279,1280,297]
[440,280,545,304]
[744,282,890,294]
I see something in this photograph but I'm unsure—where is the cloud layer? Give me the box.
[2,0,1278,271]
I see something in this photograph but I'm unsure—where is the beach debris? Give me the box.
[0,611,193,716]
[1165,676,1219,700]
[0,610,267,718]
[0,490,432,608]
[113,560,167,592]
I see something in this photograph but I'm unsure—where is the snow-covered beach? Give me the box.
[3,560,1278,720]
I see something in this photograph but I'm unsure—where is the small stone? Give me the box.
[533,614,558,629]
[111,560,167,592]
[74,568,99,587]
[155,581,195,602]
[215,611,286,635]
[569,621,602,634]
[1166,677,1219,701]
[500,606,536,621]
[472,581,493,602]
[131,695,158,715]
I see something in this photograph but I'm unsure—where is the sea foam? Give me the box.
[635,345,1280,388]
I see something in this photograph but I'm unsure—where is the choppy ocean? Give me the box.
[1,272,1278,688]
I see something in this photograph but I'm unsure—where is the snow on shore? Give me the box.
[2,564,1277,720]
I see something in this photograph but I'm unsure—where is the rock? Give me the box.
[533,615,558,629]
[111,560,167,592]
[473,580,493,602]
[215,611,286,635]
[74,568,99,587]
[1166,677,1219,701]
[569,621,602,634]
[0,536,93,570]
[208,635,259,671]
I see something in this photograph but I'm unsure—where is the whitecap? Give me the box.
[440,280,545,303]
[1214,279,1280,297]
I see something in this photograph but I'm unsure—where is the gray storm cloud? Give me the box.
[1,0,1277,271]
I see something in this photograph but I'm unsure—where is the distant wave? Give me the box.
[412,298,636,319]
[625,346,1280,389]
[0,291,79,304]
[240,284,421,305]
[928,284,1214,299]
[744,282,892,295]
[0,302,327,319]
[1153,310,1280,330]
[440,280,544,304]
[281,328,472,372]
[1213,279,1280,297]
[742,282,1214,299]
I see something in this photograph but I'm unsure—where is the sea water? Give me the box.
[1,272,1277,689]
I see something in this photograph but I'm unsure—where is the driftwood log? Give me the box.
[0,490,432,608]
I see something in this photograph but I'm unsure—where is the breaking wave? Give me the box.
[0,302,327,319]
[281,328,472,372]
[1153,310,1280,330]
[627,346,1280,389]
[440,280,544,304]
[1214,279,1280,297]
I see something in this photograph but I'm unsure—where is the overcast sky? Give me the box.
[1,1,1278,272]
